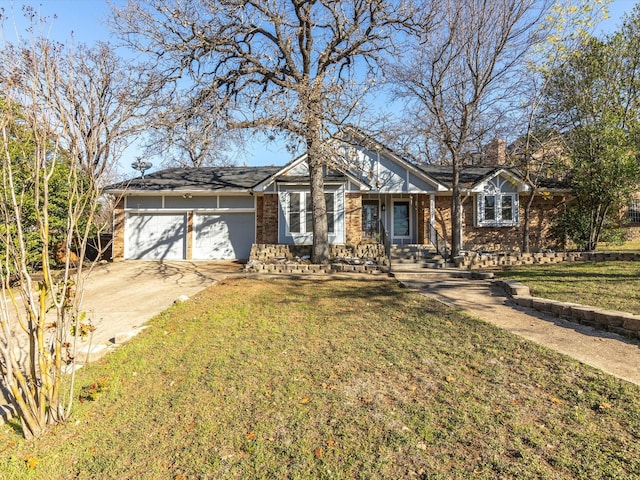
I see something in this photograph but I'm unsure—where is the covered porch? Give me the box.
[358,193,439,247]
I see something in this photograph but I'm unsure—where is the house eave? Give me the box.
[469,168,530,193]
[104,188,254,196]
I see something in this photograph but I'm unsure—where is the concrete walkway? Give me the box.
[394,274,640,386]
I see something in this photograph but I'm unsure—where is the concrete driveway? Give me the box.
[76,260,243,358]
[1,260,242,420]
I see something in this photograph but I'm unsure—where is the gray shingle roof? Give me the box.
[416,164,569,190]
[104,161,569,195]
[105,166,282,193]
[416,165,504,188]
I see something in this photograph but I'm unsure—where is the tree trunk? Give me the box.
[522,190,536,254]
[590,203,610,251]
[307,141,330,264]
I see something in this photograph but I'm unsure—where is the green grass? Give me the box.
[1,277,639,479]
[598,240,640,251]
[499,261,640,314]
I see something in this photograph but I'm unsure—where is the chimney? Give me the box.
[484,138,506,166]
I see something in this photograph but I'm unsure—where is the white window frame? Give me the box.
[629,198,640,223]
[477,178,519,227]
[286,190,336,235]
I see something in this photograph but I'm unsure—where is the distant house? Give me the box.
[620,193,640,242]
[104,130,570,261]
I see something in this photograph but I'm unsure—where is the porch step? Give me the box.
[390,244,446,271]
[391,258,445,272]
[390,244,437,258]
[393,269,495,280]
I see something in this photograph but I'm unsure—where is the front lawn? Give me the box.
[1,277,638,479]
[498,260,640,314]
[598,240,640,251]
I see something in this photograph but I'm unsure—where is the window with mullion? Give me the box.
[501,195,513,221]
[484,195,496,221]
[629,199,640,223]
[479,192,518,227]
[288,191,335,235]
[289,192,301,233]
[305,193,313,233]
[325,192,335,234]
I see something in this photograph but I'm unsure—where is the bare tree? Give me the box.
[388,0,555,257]
[143,98,242,168]
[0,11,150,437]
[0,41,105,438]
[1,38,154,181]
[112,0,405,263]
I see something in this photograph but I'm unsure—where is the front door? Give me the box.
[392,200,411,242]
[362,200,379,240]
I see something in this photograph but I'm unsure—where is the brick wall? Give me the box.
[434,196,452,244]
[112,197,125,261]
[624,226,640,241]
[432,193,565,252]
[416,194,429,244]
[256,194,279,244]
[344,193,362,245]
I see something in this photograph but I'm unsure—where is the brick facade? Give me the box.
[112,197,125,261]
[434,196,452,244]
[256,194,279,244]
[416,194,430,244]
[624,226,640,241]
[112,189,566,261]
[344,193,362,245]
[433,193,566,252]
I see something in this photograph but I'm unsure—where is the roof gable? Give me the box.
[253,130,448,193]
[252,150,371,192]
[339,129,448,192]
[470,169,529,193]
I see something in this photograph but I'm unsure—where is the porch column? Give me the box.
[345,193,362,245]
[112,197,125,261]
[429,194,435,244]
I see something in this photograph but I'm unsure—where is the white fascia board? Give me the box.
[253,154,371,192]
[105,189,253,196]
[470,169,530,193]
[342,170,372,190]
[252,153,308,192]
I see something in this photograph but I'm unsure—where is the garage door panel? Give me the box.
[125,213,186,260]
[194,213,254,260]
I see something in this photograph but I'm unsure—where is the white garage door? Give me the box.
[125,213,186,260]
[193,213,255,260]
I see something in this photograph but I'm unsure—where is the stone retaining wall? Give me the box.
[246,244,389,274]
[457,251,640,269]
[496,280,640,340]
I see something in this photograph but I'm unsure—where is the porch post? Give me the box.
[429,194,435,244]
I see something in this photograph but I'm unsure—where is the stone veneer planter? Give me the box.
[245,244,390,275]
[496,280,640,340]
[456,251,640,269]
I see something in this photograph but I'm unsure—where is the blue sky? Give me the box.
[0,0,637,173]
